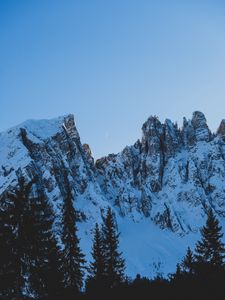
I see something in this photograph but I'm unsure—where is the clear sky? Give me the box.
[1,0,225,158]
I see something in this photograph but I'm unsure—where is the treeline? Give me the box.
[0,176,85,300]
[0,177,125,300]
[0,177,225,300]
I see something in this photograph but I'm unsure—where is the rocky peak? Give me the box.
[163,119,181,159]
[191,111,211,142]
[139,117,165,192]
[141,116,181,162]
[62,114,80,142]
[83,143,94,167]
[217,119,225,137]
[181,112,211,146]
[141,116,163,154]
[142,116,163,138]
[182,117,195,146]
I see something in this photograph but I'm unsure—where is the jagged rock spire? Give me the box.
[191,111,211,142]
[217,119,225,136]
[182,111,211,145]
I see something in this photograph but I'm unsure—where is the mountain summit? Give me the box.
[0,112,224,277]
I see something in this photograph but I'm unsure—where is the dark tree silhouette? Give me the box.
[0,177,64,300]
[195,209,225,268]
[27,183,64,300]
[0,196,17,299]
[89,223,106,280]
[8,177,33,300]
[61,177,85,298]
[102,207,125,289]
[86,223,107,296]
[181,247,195,274]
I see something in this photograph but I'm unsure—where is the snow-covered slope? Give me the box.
[0,112,224,277]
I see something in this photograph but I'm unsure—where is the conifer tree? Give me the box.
[86,223,107,295]
[8,177,33,300]
[0,176,64,300]
[181,247,195,274]
[89,223,106,281]
[174,263,182,279]
[61,177,85,297]
[195,209,225,268]
[27,184,64,300]
[0,199,17,299]
[102,207,125,288]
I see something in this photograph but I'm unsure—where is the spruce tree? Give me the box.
[0,199,17,299]
[181,247,195,274]
[102,207,125,288]
[89,223,106,281]
[195,208,225,268]
[61,178,85,297]
[7,177,33,300]
[86,223,107,294]
[174,263,182,279]
[27,185,64,300]
[0,176,64,300]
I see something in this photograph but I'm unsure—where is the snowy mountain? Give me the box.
[0,112,224,278]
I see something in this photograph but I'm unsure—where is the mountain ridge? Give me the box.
[0,111,224,277]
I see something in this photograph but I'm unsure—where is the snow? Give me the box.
[78,215,201,278]
[118,218,198,278]
[0,114,73,191]
[0,112,225,278]
[16,115,68,140]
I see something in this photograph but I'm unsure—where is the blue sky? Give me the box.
[1,0,225,158]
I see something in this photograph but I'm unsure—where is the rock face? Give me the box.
[0,115,108,233]
[217,119,225,137]
[96,111,224,233]
[0,111,224,276]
